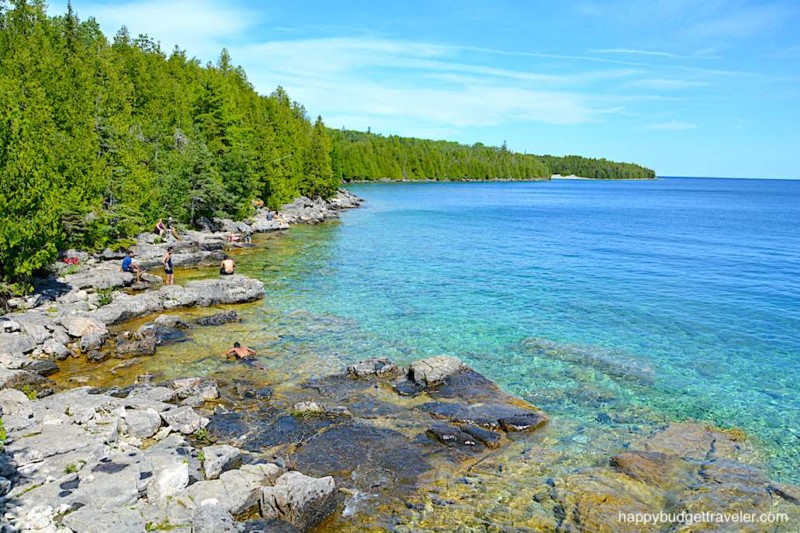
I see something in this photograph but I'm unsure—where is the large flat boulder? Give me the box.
[260,471,337,531]
[408,355,466,388]
[60,315,108,338]
[0,332,37,355]
[185,275,264,306]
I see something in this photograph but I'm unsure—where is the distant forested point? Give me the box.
[0,2,337,283]
[329,129,656,182]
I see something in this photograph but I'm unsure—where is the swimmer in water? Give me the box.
[224,342,266,370]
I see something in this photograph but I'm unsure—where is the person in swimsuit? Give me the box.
[121,250,142,282]
[162,247,174,285]
[220,254,235,276]
[155,218,167,237]
[224,342,265,370]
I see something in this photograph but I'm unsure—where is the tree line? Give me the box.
[329,129,655,182]
[0,2,655,288]
[0,1,337,285]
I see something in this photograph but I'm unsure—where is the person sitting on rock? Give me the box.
[220,254,235,276]
[225,342,266,370]
[121,250,143,282]
[154,218,167,237]
[166,217,181,240]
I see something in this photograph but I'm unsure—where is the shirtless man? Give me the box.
[220,254,235,276]
[224,342,265,370]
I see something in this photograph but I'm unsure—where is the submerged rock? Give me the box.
[521,337,656,384]
[426,423,483,449]
[195,310,240,326]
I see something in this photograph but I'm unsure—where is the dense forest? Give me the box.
[0,1,655,288]
[329,129,656,182]
[0,1,337,284]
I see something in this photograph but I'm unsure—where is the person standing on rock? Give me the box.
[220,254,235,276]
[162,247,174,285]
[121,250,143,282]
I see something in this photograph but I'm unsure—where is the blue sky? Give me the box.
[50,0,800,178]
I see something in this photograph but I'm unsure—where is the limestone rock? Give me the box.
[42,338,71,359]
[79,330,108,352]
[123,407,163,439]
[0,387,31,416]
[129,386,177,403]
[260,471,336,531]
[62,506,146,532]
[147,460,190,503]
[0,368,49,390]
[194,310,240,326]
[427,423,482,449]
[185,276,264,307]
[0,319,21,333]
[154,314,189,328]
[191,503,238,533]
[25,359,60,377]
[498,412,548,432]
[61,315,108,339]
[161,406,209,434]
[202,445,242,480]
[0,332,37,354]
[64,268,133,290]
[346,358,399,379]
[408,355,466,388]
[292,401,324,416]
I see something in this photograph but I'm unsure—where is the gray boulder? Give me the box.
[259,471,336,531]
[0,368,49,390]
[124,407,163,439]
[408,355,466,387]
[42,338,71,359]
[202,445,242,480]
[346,358,399,378]
[129,386,177,403]
[64,268,133,290]
[191,503,238,533]
[161,406,209,434]
[61,315,108,338]
[0,319,21,333]
[185,276,264,306]
[80,330,108,352]
[0,332,37,355]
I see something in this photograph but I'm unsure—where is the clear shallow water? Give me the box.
[58,177,800,484]
[245,177,800,482]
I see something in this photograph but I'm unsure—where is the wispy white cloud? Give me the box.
[627,78,711,90]
[52,0,262,58]
[234,37,637,128]
[646,120,698,130]
[594,48,680,58]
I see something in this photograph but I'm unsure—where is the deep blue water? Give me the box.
[242,177,800,481]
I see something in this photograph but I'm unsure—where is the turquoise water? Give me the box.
[235,178,800,482]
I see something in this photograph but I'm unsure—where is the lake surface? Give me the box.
[261,177,800,482]
[60,177,800,483]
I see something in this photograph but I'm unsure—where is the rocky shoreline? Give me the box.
[1,187,799,532]
[0,190,361,394]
